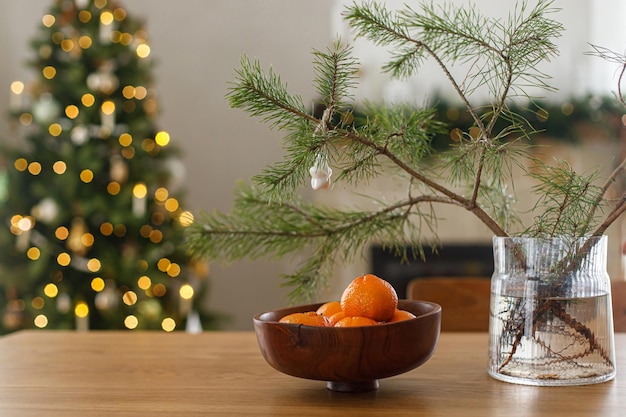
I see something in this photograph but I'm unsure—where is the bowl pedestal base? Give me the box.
[326,380,379,392]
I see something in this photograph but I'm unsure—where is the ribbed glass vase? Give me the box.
[488,236,616,386]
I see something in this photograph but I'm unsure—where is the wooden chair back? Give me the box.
[407,277,626,333]
[612,280,626,332]
[407,277,491,332]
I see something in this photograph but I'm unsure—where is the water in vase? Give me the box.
[488,293,616,386]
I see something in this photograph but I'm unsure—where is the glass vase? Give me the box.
[488,236,616,386]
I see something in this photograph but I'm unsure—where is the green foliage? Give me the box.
[525,162,604,238]
[186,0,626,301]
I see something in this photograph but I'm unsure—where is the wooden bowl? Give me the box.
[253,299,441,392]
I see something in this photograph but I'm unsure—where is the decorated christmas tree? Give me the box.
[0,0,214,332]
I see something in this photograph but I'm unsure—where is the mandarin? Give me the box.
[279,311,329,327]
[315,301,342,318]
[340,274,398,322]
[334,316,378,327]
[388,309,417,323]
[327,310,347,326]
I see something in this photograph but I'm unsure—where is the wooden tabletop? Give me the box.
[0,331,624,417]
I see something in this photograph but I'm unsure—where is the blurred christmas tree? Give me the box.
[0,0,216,332]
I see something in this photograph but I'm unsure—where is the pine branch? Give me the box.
[343,129,508,236]
[227,55,316,130]
[586,44,626,107]
[186,182,462,300]
[312,40,359,112]
[185,1,621,301]
[525,161,603,238]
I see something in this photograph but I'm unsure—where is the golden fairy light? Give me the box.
[136,44,150,58]
[10,215,28,235]
[43,283,59,298]
[42,14,55,27]
[161,317,176,332]
[57,252,71,267]
[43,66,57,79]
[32,297,45,309]
[74,301,89,318]
[124,315,138,329]
[155,131,170,146]
[10,81,24,95]
[14,158,28,171]
[117,32,133,46]
[28,162,42,175]
[101,100,115,115]
[78,35,92,49]
[26,247,41,260]
[100,222,114,236]
[78,11,92,23]
[17,216,34,232]
[179,284,194,300]
[107,181,121,195]
[151,211,165,225]
[100,11,114,25]
[137,276,151,290]
[81,233,95,247]
[139,224,152,238]
[55,226,69,240]
[134,86,147,99]
[113,7,126,21]
[91,277,105,292]
[149,229,163,243]
[61,39,74,52]
[87,258,101,272]
[154,187,168,202]
[118,133,132,146]
[81,93,95,107]
[122,85,135,99]
[53,161,67,174]
[49,123,62,136]
[179,211,194,227]
[65,105,79,119]
[19,113,33,126]
[157,258,170,272]
[141,138,155,153]
[34,315,49,328]
[166,263,181,278]
[123,291,138,305]
[80,169,94,183]
[121,147,135,159]
[153,283,166,297]
[113,224,126,237]
[164,198,179,212]
[9,215,22,234]
[133,183,148,199]
[10,81,24,111]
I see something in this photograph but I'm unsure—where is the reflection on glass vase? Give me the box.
[488,235,616,386]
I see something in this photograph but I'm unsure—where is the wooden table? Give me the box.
[0,331,624,416]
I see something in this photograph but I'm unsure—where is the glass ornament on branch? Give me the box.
[185,0,626,384]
